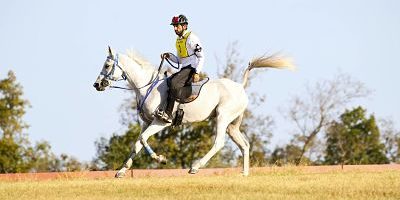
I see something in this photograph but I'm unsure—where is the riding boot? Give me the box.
[165,92,175,118]
[160,91,174,123]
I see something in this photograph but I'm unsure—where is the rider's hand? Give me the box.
[161,53,170,59]
[192,73,200,83]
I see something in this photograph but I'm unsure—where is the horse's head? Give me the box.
[93,46,126,91]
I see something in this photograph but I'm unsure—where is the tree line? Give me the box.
[1,44,399,173]
[0,71,82,173]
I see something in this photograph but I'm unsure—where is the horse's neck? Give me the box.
[118,54,155,96]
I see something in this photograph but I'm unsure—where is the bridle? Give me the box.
[101,54,127,81]
[100,54,131,90]
[98,53,177,120]
[101,54,169,91]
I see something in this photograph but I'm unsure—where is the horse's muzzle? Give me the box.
[93,82,105,91]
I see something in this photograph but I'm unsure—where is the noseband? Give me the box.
[101,54,127,82]
[100,54,133,90]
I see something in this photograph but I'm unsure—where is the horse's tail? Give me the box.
[242,53,295,88]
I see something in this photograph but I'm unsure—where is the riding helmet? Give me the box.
[170,14,188,25]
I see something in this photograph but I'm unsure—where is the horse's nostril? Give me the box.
[101,80,109,87]
[93,83,99,88]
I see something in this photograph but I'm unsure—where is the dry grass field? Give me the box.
[0,165,399,200]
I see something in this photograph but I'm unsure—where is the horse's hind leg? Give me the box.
[189,101,247,174]
[189,115,230,174]
[227,114,250,176]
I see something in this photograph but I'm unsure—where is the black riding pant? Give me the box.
[165,66,196,116]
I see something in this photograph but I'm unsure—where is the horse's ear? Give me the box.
[108,46,114,57]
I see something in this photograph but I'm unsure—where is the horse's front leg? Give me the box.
[115,120,169,178]
[139,120,171,164]
[115,122,149,178]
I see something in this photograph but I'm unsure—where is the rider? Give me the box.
[159,14,205,123]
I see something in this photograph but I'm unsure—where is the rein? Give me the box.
[165,55,180,70]
[104,54,167,119]
[136,56,166,116]
[104,54,175,119]
[137,56,166,89]
[106,54,166,91]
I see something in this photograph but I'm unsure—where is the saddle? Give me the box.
[167,77,209,104]
[159,76,209,127]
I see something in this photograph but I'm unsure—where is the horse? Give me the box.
[93,46,294,178]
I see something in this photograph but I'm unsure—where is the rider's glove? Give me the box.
[192,73,200,83]
[161,52,170,59]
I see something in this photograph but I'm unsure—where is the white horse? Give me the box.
[93,47,294,178]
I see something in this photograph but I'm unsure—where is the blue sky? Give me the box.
[1,0,399,161]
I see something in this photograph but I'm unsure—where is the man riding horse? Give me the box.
[93,14,294,178]
[157,14,204,123]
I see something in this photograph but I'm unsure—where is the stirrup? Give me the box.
[155,108,164,118]
[154,108,172,123]
[160,112,172,123]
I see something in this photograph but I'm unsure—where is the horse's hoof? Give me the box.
[188,168,199,174]
[158,155,167,165]
[115,170,126,178]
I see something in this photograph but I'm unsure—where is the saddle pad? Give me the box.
[175,77,209,104]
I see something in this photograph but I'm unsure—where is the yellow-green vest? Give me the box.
[176,31,191,58]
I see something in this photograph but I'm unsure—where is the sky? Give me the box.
[1,0,399,162]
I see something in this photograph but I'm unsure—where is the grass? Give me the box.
[1,170,399,200]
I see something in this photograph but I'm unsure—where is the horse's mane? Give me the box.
[126,50,154,70]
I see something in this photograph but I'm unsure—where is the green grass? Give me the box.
[1,170,399,200]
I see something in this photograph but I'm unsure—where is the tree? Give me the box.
[0,71,82,173]
[0,71,30,173]
[324,106,388,165]
[286,73,370,165]
[57,154,83,172]
[269,143,309,166]
[24,140,60,172]
[0,71,30,140]
[379,118,400,163]
[0,138,27,173]
[23,141,83,172]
